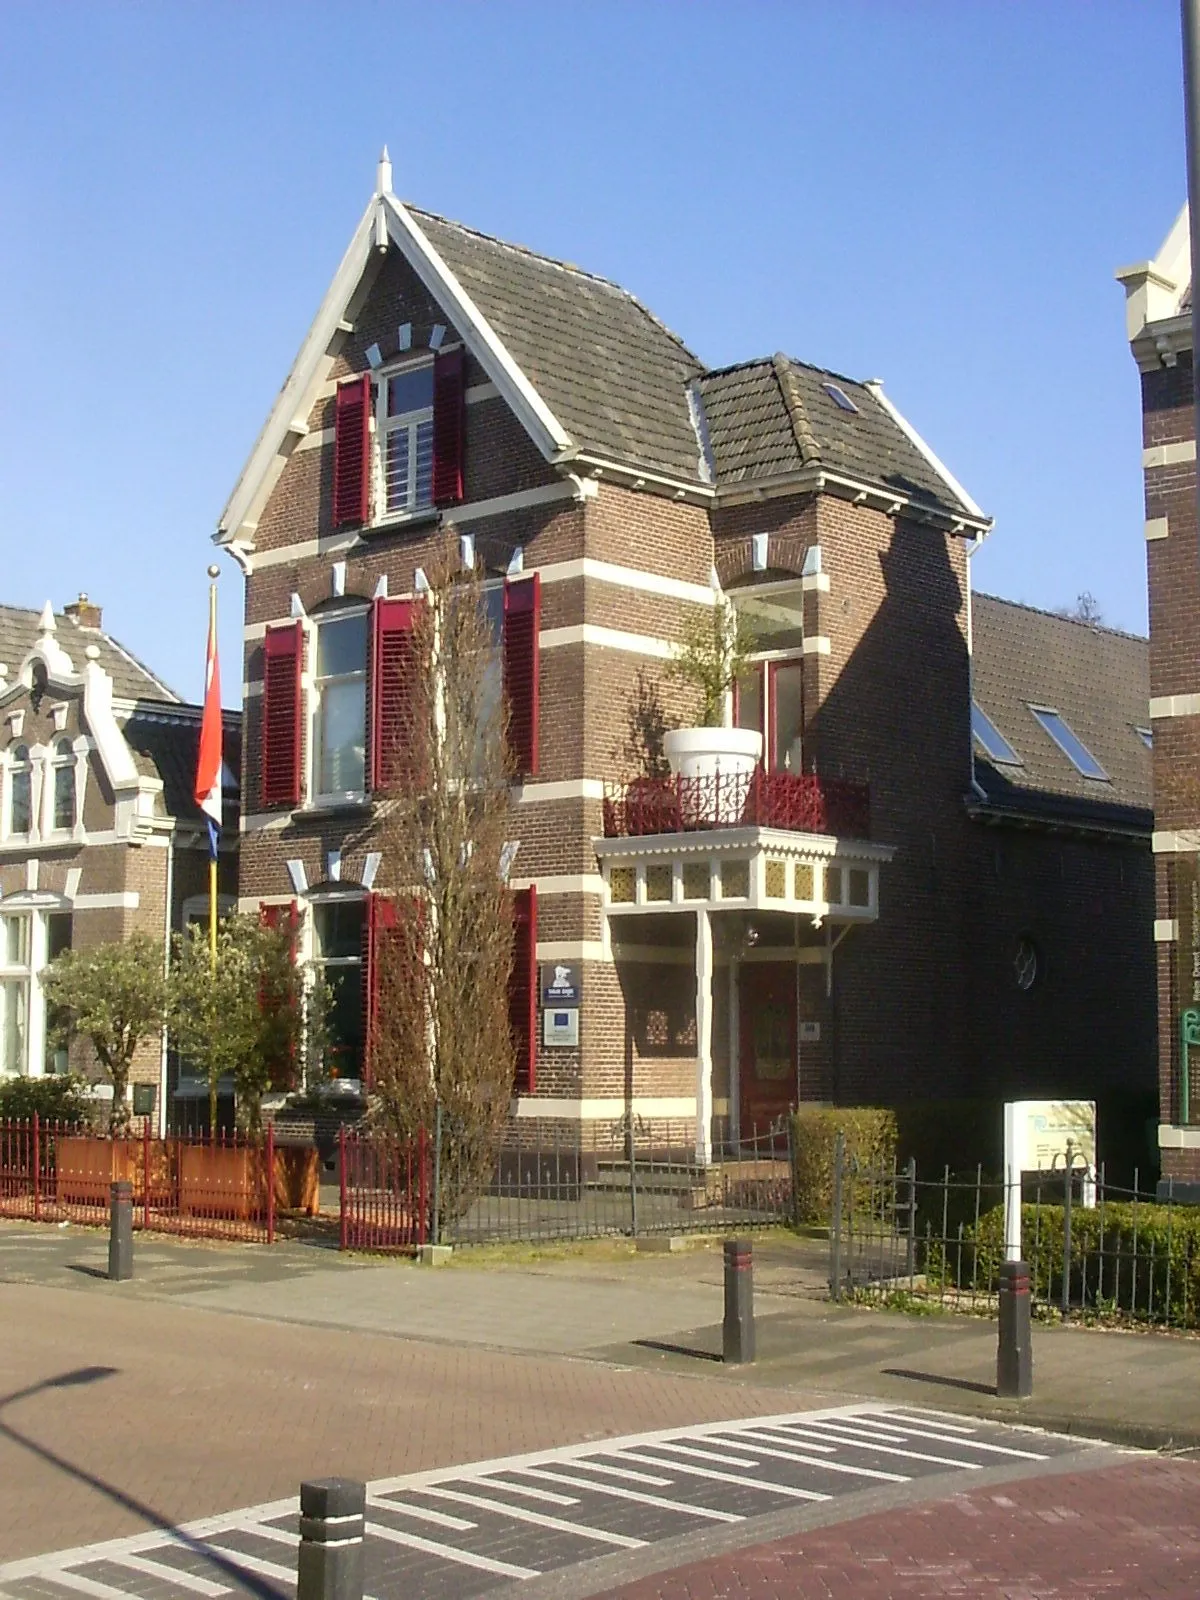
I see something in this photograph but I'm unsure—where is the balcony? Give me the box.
[602,768,870,841]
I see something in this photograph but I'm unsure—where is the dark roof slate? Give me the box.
[123,710,242,823]
[0,605,180,704]
[971,594,1151,826]
[409,207,707,483]
[696,358,975,517]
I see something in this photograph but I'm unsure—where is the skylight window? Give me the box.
[972,703,1022,766]
[1136,726,1153,750]
[821,381,859,414]
[1029,707,1108,780]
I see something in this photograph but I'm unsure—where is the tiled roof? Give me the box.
[0,605,180,704]
[697,357,975,517]
[409,207,707,483]
[971,594,1151,827]
[123,709,242,823]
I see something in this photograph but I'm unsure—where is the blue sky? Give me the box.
[0,2,1186,703]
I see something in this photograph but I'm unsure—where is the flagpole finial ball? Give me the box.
[207,565,220,580]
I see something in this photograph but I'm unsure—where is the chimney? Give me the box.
[63,592,102,630]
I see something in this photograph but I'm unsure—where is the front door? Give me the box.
[739,962,797,1135]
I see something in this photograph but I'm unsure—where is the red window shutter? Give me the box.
[369,598,420,791]
[261,622,303,809]
[509,886,537,1095]
[259,900,299,1091]
[333,374,372,528]
[431,347,465,508]
[503,574,540,777]
[362,893,398,1090]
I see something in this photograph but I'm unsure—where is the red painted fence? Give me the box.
[603,768,871,839]
[338,1125,429,1253]
[0,1116,283,1244]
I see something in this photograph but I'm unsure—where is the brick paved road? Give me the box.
[0,1405,1097,1599]
[0,1279,837,1563]
[594,1456,1200,1600]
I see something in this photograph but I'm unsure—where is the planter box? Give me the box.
[274,1146,320,1215]
[56,1136,137,1206]
[178,1143,320,1221]
[178,1144,264,1221]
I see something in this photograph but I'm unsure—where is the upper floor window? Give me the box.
[315,611,368,800]
[380,364,434,517]
[1136,725,1153,750]
[52,739,76,831]
[972,703,1022,766]
[1029,706,1108,780]
[9,745,31,836]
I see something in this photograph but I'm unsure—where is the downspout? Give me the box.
[159,821,176,1136]
[965,538,988,803]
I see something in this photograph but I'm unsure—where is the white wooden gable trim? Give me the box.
[216,172,575,550]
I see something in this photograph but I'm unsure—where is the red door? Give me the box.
[739,962,797,1135]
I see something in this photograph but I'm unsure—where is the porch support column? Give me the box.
[695,907,714,1166]
[728,956,740,1150]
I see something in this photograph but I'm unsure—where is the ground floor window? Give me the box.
[0,909,72,1077]
[312,897,366,1081]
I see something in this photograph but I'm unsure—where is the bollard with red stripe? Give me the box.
[723,1237,755,1364]
[997,1259,1033,1398]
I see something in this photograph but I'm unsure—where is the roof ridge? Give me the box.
[406,204,703,367]
[974,591,1148,645]
[770,351,822,468]
[701,354,867,391]
[0,602,182,699]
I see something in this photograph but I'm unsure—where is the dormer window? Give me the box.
[52,739,76,832]
[9,746,31,836]
[379,363,435,516]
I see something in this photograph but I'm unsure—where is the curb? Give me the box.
[961,1404,1200,1455]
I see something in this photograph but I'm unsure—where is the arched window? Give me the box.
[9,746,31,836]
[52,740,75,832]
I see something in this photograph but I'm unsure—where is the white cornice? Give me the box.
[1117,205,1190,342]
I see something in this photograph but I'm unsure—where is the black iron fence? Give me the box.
[828,1133,1200,1331]
[429,1115,796,1248]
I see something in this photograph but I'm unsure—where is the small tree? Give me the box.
[1056,591,1103,626]
[169,914,326,1136]
[41,935,168,1134]
[667,600,756,726]
[371,551,517,1228]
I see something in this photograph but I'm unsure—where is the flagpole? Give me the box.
[207,566,220,972]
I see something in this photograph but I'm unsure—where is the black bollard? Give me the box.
[298,1478,366,1600]
[723,1237,755,1364]
[107,1180,133,1282]
[996,1259,1033,1399]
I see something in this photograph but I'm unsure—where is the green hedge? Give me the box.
[964,1200,1200,1326]
[0,1074,91,1126]
[790,1106,896,1225]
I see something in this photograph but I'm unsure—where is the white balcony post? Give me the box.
[695,906,714,1166]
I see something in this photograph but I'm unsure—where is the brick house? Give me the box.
[217,152,1153,1162]
[0,594,240,1127]
[1118,209,1200,1191]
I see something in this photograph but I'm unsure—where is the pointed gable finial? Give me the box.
[377,145,392,195]
[38,601,56,636]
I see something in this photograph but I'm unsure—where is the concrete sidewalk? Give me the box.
[2,1221,1198,1451]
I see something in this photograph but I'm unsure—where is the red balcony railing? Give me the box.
[602,767,870,839]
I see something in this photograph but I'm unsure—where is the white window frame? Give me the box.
[731,579,806,773]
[48,737,80,836]
[310,605,369,807]
[374,358,435,525]
[0,903,72,1079]
[308,889,367,1091]
[4,743,36,843]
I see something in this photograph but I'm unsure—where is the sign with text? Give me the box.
[1003,1098,1097,1262]
[1006,1100,1096,1173]
[541,962,582,1008]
